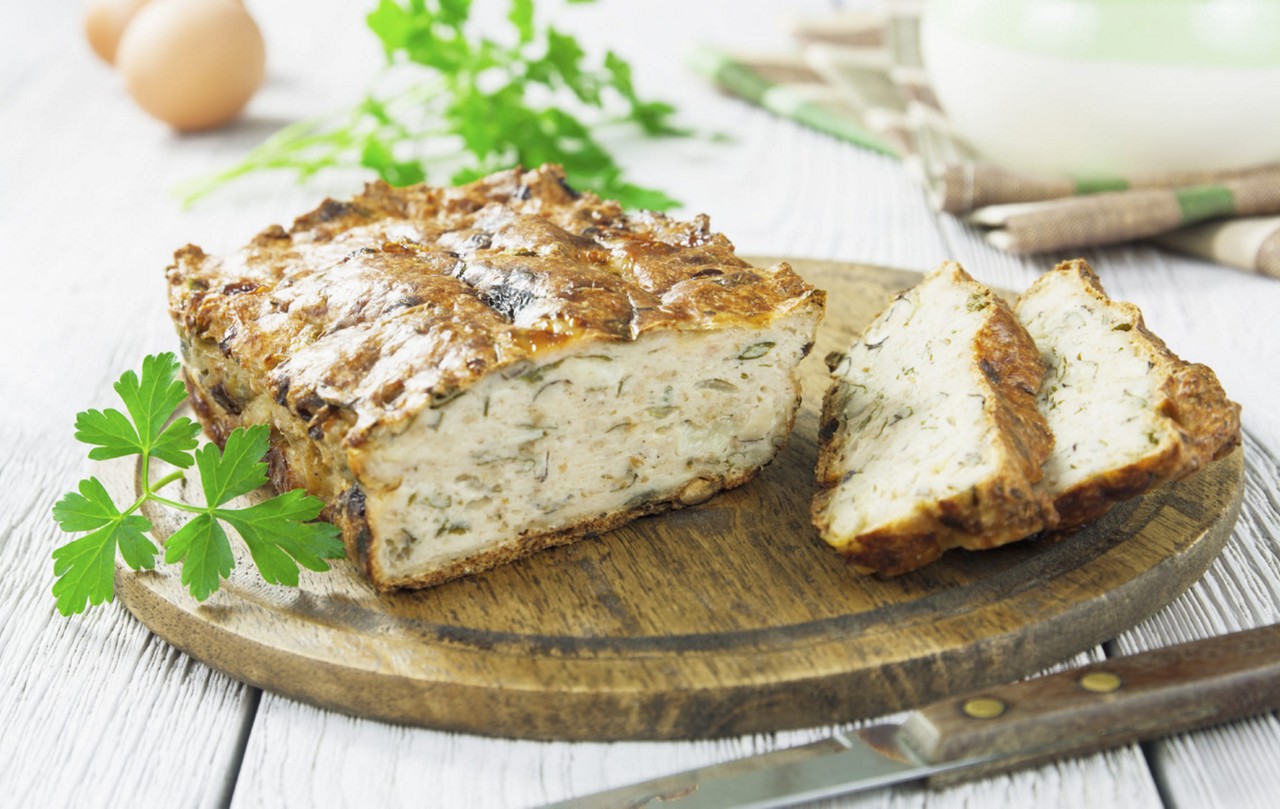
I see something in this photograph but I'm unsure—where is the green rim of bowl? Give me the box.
[925,0,1280,68]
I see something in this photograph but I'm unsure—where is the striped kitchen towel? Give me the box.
[690,9,1280,279]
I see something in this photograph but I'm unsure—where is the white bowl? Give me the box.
[920,0,1280,178]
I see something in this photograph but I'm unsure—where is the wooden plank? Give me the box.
[1113,431,1280,807]
[0,46,265,795]
[231,680,1164,808]
[0,373,254,809]
[0,4,374,804]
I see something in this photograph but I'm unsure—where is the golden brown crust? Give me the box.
[960,284,1057,546]
[812,263,1055,576]
[168,165,820,447]
[1037,259,1241,530]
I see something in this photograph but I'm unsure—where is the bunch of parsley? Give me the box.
[182,0,684,210]
[51,354,345,616]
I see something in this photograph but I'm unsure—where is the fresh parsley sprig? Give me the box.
[51,353,344,616]
[180,0,684,211]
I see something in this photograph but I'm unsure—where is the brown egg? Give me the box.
[84,0,152,64]
[117,0,265,132]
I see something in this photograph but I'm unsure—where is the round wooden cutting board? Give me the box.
[110,258,1244,741]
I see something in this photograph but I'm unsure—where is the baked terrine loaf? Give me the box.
[168,165,825,590]
[1015,259,1240,529]
[812,262,1055,575]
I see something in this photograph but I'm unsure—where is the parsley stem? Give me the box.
[147,494,208,515]
[148,469,186,494]
[137,445,194,514]
[121,493,150,517]
[138,450,152,512]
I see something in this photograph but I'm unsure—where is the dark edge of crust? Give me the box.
[811,262,1056,577]
[1038,259,1242,531]
[187,368,377,582]
[371,465,766,591]
[960,272,1057,545]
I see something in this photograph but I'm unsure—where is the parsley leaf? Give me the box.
[182,0,684,211]
[195,424,272,508]
[217,490,344,588]
[116,520,161,572]
[151,418,204,469]
[53,524,139,615]
[73,408,143,462]
[52,477,136,533]
[116,353,190,444]
[52,354,345,616]
[164,514,235,602]
[74,353,201,468]
[51,479,158,615]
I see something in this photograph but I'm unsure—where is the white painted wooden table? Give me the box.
[3,2,1278,807]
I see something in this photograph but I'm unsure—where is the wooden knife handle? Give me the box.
[897,624,1280,785]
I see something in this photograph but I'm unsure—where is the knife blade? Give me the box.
[545,623,1280,809]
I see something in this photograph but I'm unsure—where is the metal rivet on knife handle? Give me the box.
[961,697,1006,719]
[898,624,1280,792]
[1079,672,1123,693]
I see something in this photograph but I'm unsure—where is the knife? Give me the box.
[545,623,1280,809]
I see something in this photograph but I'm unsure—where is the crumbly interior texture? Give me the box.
[820,285,996,537]
[359,321,810,585]
[1015,259,1241,528]
[1018,271,1161,495]
[169,165,824,589]
[813,262,1053,575]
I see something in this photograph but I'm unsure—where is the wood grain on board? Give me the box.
[109,259,1243,741]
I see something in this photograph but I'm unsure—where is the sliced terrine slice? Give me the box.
[813,262,1054,575]
[1015,259,1240,530]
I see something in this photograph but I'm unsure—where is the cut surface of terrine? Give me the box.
[812,262,1054,575]
[168,165,825,590]
[1015,259,1240,529]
